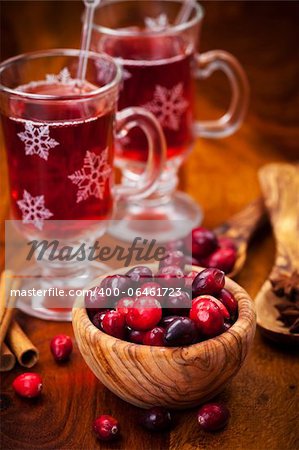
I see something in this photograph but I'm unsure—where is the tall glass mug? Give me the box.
[91,0,249,239]
[0,49,165,320]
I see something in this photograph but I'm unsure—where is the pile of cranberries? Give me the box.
[182,226,238,274]
[86,262,238,346]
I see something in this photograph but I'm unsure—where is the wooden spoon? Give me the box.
[214,198,267,278]
[255,163,299,345]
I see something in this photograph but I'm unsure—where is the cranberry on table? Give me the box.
[192,268,225,297]
[126,266,153,284]
[126,297,162,331]
[204,247,237,274]
[159,250,185,270]
[12,373,43,398]
[50,334,73,362]
[127,328,146,344]
[140,407,172,431]
[102,310,126,339]
[164,317,198,346]
[197,403,230,431]
[190,296,224,337]
[218,288,238,318]
[143,327,165,346]
[187,227,218,258]
[165,291,191,315]
[116,297,135,316]
[92,311,107,330]
[156,265,185,289]
[93,415,120,441]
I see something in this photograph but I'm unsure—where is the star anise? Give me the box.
[275,300,299,334]
[270,270,299,302]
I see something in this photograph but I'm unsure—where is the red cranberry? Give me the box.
[218,236,237,251]
[156,265,185,289]
[143,327,165,346]
[92,311,107,330]
[101,275,131,300]
[164,317,198,346]
[127,328,146,344]
[50,334,73,362]
[139,282,161,298]
[126,297,162,331]
[192,268,225,297]
[165,291,191,315]
[209,298,230,320]
[205,247,237,274]
[85,287,108,314]
[93,415,120,441]
[218,288,238,318]
[187,227,218,258]
[140,407,172,431]
[126,266,153,284]
[12,373,43,398]
[197,403,230,431]
[185,270,199,289]
[116,297,135,316]
[102,310,126,339]
[159,250,185,270]
[190,296,224,337]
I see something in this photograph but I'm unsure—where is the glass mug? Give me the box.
[0,49,165,321]
[91,0,249,239]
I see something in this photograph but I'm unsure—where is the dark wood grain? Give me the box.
[1,1,299,449]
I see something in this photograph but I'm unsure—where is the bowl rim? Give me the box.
[72,264,256,356]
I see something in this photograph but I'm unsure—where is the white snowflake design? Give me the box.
[143,83,189,131]
[145,14,169,31]
[17,190,53,231]
[68,149,112,204]
[17,122,59,161]
[45,67,73,84]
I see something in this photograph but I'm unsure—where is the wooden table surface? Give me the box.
[1,2,299,449]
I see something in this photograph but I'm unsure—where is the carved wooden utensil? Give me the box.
[255,163,299,345]
[214,198,267,278]
[73,263,256,409]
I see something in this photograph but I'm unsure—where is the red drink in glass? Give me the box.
[1,81,115,234]
[100,35,194,163]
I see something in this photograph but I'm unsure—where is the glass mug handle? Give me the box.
[193,50,249,138]
[114,107,166,200]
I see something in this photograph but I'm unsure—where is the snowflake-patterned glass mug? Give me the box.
[0,49,165,321]
[91,0,249,239]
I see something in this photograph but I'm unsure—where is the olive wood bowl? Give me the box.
[72,265,256,409]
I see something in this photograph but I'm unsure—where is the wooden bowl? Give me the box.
[72,265,256,409]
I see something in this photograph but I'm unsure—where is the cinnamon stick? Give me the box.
[6,320,39,368]
[0,342,16,372]
[0,270,14,322]
[0,273,19,348]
